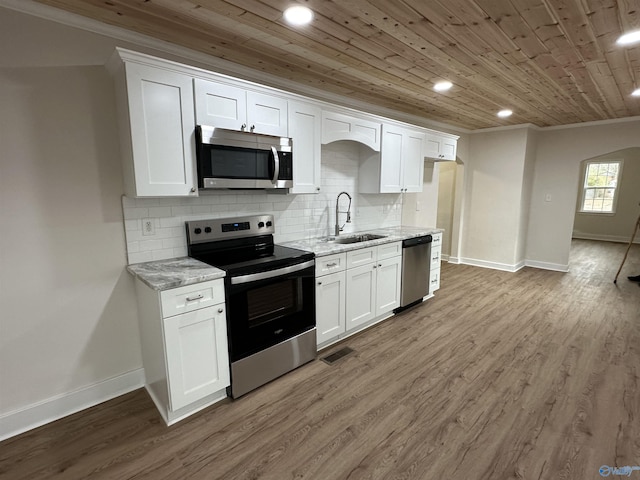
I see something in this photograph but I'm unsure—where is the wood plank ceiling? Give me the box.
[31,0,640,129]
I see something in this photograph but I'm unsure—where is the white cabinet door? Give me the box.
[194,78,247,130]
[124,62,197,197]
[194,79,287,136]
[375,256,402,316]
[379,124,404,193]
[247,91,288,136]
[288,101,322,194]
[375,124,425,193]
[163,305,230,411]
[402,129,426,193]
[316,271,346,344]
[346,263,376,329]
[425,133,457,161]
[441,137,457,160]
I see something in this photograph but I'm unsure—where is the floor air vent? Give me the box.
[321,347,355,365]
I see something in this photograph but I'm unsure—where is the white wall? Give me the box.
[462,127,531,269]
[526,120,640,270]
[401,162,440,229]
[572,148,640,243]
[0,66,142,419]
[435,162,457,258]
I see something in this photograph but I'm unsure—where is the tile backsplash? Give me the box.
[122,141,403,264]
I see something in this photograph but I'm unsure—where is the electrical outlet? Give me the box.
[142,218,156,236]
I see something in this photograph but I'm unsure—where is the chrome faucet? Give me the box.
[335,191,352,236]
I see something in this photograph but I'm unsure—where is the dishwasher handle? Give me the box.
[402,235,432,248]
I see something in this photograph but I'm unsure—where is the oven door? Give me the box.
[226,260,315,361]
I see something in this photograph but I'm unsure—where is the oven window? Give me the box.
[246,278,303,328]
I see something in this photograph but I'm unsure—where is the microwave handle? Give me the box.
[270,146,280,184]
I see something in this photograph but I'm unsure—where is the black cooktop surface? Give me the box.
[191,244,314,277]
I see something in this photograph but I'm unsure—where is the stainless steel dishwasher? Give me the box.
[399,235,432,309]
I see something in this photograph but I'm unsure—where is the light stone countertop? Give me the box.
[280,226,443,257]
[126,226,441,290]
[127,257,225,291]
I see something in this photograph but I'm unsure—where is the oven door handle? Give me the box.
[230,260,314,285]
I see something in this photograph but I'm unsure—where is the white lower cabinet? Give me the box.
[429,232,443,295]
[163,306,229,411]
[316,270,347,344]
[316,243,402,348]
[135,278,230,425]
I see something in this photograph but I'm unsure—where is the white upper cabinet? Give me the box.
[321,110,381,151]
[113,59,198,197]
[424,132,458,161]
[360,123,426,193]
[194,78,288,136]
[288,101,322,194]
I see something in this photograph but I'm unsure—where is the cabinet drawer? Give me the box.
[430,245,442,270]
[316,253,346,275]
[161,279,225,318]
[377,241,401,260]
[429,268,440,292]
[431,232,443,247]
[346,246,376,269]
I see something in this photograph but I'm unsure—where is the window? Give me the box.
[580,160,622,213]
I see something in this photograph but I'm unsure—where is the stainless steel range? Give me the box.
[186,214,316,398]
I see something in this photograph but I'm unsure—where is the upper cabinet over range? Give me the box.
[194,79,288,137]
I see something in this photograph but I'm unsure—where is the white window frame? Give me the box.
[578,159,623,215]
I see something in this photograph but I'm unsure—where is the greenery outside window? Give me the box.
[579,160,622,213]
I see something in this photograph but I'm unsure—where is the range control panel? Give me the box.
[186,214,275,245]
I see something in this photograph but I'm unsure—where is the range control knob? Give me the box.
[194,228,202,234]
[204,227,212,233]
[258,221,265,228]
[266,221,272,227]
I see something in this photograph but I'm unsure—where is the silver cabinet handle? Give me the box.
[186,294,203,302]
[190,187,196,193]
[317,281,322,285]
[316,187,320,191]
[378,264,382,267]
[218,308,224,314]
[241,123,247,130]
[326,262,337,267]
[250,124,255,132]
[373,265,377,269]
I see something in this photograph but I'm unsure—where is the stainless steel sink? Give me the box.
[333,233,387,244]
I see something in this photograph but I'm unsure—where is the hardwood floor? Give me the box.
[1,240,639,480]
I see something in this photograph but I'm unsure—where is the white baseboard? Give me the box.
[459,257,525,272]
[0,368,145,442]
[447,256,461,264]
[572,233,640,244]
[524,260,569,272]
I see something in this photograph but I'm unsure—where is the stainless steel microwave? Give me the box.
[195,125,293,189]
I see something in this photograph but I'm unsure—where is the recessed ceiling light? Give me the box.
[632,88,640,97]
[434,81,453,92]
[616,30,640,46]
[497,109,513,118]
[283,5,313,26]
